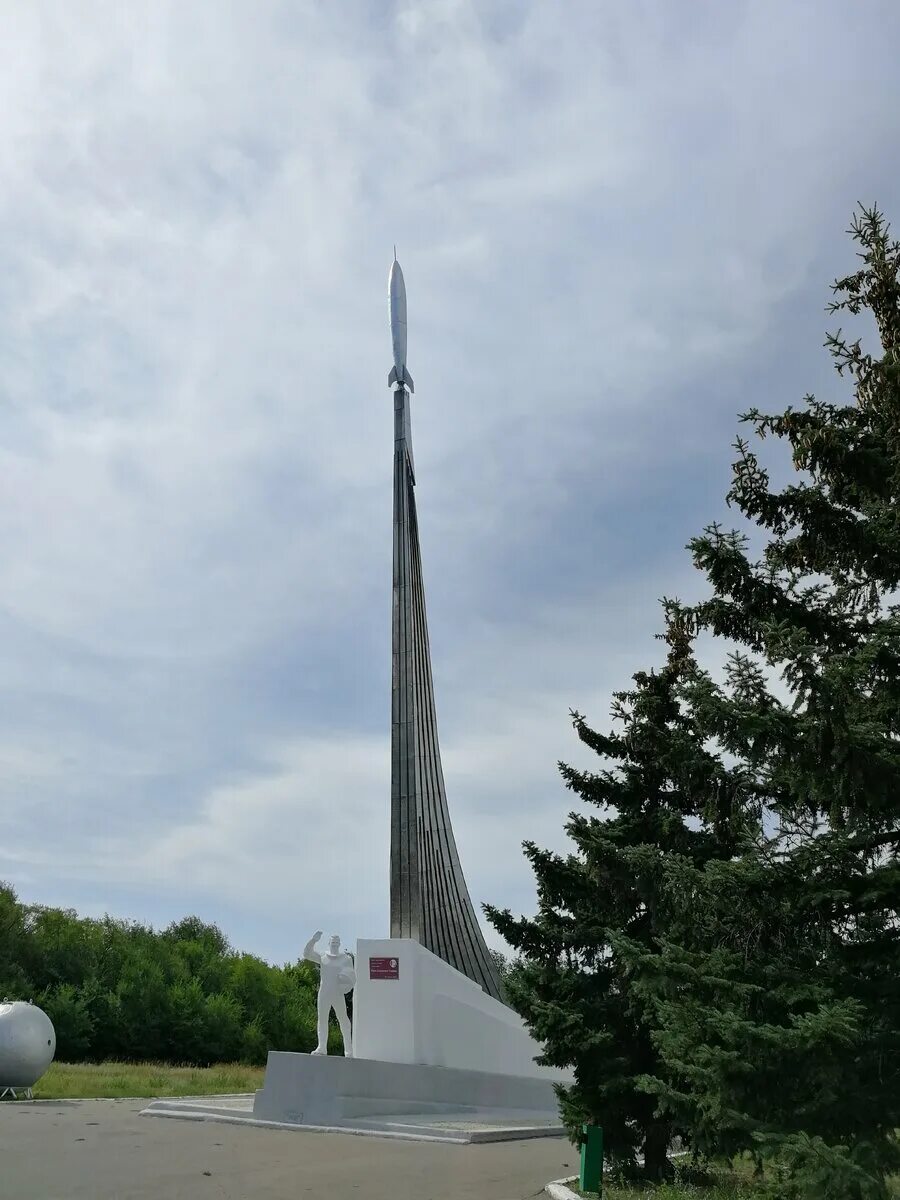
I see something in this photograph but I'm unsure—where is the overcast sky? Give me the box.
[1,0,898,964]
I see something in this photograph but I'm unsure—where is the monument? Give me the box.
[388,253,504,1001]
[248,257,567,1131]
[143,256,568,1141]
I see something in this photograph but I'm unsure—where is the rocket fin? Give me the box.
[389,365,414,392]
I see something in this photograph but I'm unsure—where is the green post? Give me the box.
[579,1123,604,1196]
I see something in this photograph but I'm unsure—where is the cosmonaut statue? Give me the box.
[302,931,356,1057]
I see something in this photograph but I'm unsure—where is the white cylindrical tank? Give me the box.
[0,1000,56,1088]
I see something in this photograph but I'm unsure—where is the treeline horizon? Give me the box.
[0,881,339,1064]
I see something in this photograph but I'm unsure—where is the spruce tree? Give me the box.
[622,207,900,1197]
[486,620,744,1179]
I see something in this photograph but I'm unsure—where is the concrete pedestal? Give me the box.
[253,1052,561,1128]
[353,938,563,1080]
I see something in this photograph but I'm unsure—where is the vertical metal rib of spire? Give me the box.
[390,386,504,1001]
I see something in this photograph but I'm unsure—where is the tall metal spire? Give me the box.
[388,257,504,1000]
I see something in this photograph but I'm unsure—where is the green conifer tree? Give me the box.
[622,207,900,1197]
[486,619,745,1179]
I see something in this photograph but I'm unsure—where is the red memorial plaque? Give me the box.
[369,956,400,980]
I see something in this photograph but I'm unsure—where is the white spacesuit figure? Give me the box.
[303,931,356,1057]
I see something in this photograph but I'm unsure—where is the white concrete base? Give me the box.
[141,1087,564,1144]
[243,1051,562,1141]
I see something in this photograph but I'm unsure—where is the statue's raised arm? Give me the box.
[303,930,323,965]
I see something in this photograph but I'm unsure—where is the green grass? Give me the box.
[572,1172,753,1200]
[591,1182,750,1200]
[30,1060,266,1100]
[571,1157,900,1199]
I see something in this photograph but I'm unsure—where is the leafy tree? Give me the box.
[113,956,172,1060]
[41,983,94,1060]
[167,977,211,1064]
[621,207,900,1197]
[228,953,285,1031]
[165,983,243,1065]
[487,619,743,1179]
[163,916,231,958]
[24,906,102,988]
[240,1014,269,1065]
[203,993,243,1063]
[163,917,233,994]
[0,882,32,997]
[278,991,320,1056]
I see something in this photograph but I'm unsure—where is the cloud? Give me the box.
[1,0,898,960]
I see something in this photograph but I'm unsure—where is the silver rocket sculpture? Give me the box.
[387,250,504,1000]
[388,250,414,393]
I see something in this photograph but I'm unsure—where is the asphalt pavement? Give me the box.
[0,1098,573,1200]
